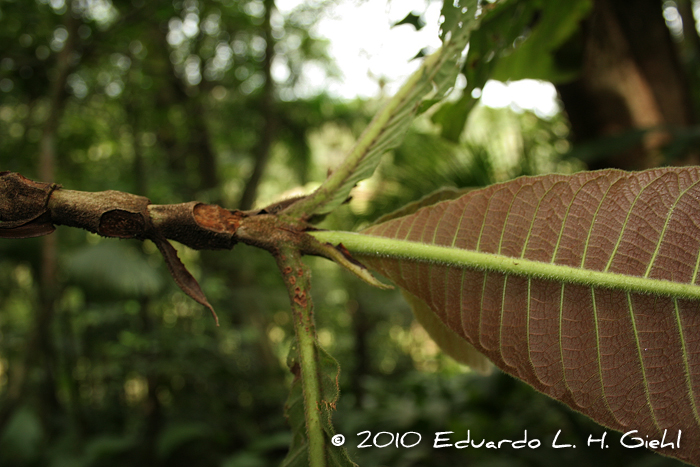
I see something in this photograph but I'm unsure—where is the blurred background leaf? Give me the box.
[65,242,163,300]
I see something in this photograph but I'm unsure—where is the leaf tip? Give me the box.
[206,303,220,326]
[152,235,220,326]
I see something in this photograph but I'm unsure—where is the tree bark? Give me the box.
[556,0,697,169]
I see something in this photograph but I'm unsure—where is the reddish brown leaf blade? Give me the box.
[0,211,55,238]
[152,236,219,326]
[360,167,700,466]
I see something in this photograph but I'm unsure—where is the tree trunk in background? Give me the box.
[189,98,219,191]
[677,0,700,114]
[238,0,277,210]
[139,298,163,466]
[127,97,148,196]
[556,0,697,169]
[37,14,79,434]
[149,21,219,197]
[678,0,700,61]
[26,12,80,436]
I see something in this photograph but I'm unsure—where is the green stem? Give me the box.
[310,231,700,300]
[283,32,464,219]
[276,248,325,467]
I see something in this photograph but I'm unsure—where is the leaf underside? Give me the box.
[152,236,219,325]
[359,167,700,465]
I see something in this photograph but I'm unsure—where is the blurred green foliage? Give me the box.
[0,0,685,466]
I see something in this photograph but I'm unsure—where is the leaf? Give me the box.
[402,290,492,374]
[0,406,43,464]
[392,12,425,31]
[312,167,700,466]
[282,342,356,467]
[490,0,592,83]
[284,0,482,218]
[277,249,355,467]
[65,242,163,299]
[0,211,55,238]
[151,235,219,326]
[433,0,592,142]
[370,186,475,226]
[432,0,539,142]
[156,423,210,460]
[367,186,491,373]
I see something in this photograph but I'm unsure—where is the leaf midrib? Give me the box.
[311,231,700,300]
